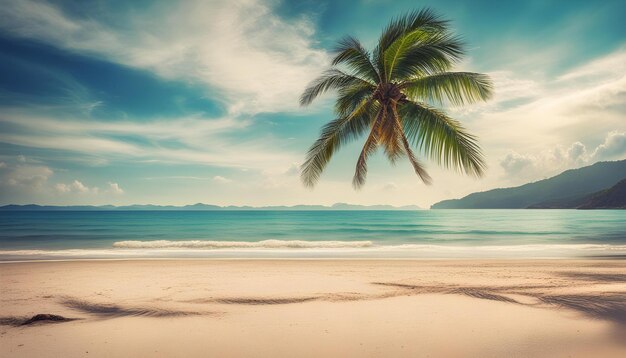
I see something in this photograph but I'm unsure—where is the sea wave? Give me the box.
[112,240,375,249]
[1,242,626,261]
[111,240,626,252]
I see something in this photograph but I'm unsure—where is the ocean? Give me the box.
[1,210,625,260]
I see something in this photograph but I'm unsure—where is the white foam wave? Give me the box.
[111,240,626,253]
[1,242,626,261]
[388,244,626,252]
[112,240,375,249]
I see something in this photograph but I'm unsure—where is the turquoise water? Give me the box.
[0,210,625,260]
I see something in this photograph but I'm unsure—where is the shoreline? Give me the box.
[2,255,624,264]
[2,242,626,261]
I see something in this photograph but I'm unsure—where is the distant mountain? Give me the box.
[529,178,626,209]
[431,160,626,209]
[578,179,626,209]
[0,203,422,211]
[525,194,590,209]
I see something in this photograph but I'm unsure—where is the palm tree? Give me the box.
[300,9,492,189]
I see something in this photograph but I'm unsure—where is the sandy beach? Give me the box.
[1,259,625,357]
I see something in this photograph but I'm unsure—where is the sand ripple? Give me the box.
[62,298,202,318]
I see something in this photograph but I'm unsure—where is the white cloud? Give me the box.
[55,180,98,194]
[107,182,124,195]
[499,152,534,177]
[143,176,212,181]
[470,50,625,145]
[284,163,301,176]
[2,164,53,190]
[0,156,125,203]
[591,131,626,160]
[0,110,298,171]
[257,162,306,189]
[54,183,70,193]
[499,131,626,182]
[0,0,329,114]
[55,180,125,195]
[460,48,626,188]
[212,175,232,184]
[487,70,543,105]
[557,51,626,82]
[566,142,587,164]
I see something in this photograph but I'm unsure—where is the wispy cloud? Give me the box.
[212,175,232,184]
[0,163,53,191]
[0,0,329,114]
[591,131,626,160]
[54,180,123,196]
[470,48,625,153]
[0,109,298,170]
[107,182,124,195]
[0,157,123,204]
[55,180,96,194]
[442,48,626,187]
[498,130,626,182]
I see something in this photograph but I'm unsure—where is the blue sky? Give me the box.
[0,0,625,207]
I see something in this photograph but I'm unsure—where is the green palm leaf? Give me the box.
[332,36,380,82]
[402,72,493,106]
[391,105,432,184]
[353,108,384,188]
[335,83,375,117]
[301,99,378,187]
[400,101,486,177]
[380,107,404,164]
[374,9,448,79]
[300,69,373,107]
[389,33,463,80]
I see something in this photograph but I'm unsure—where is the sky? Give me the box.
[0,0,625,207]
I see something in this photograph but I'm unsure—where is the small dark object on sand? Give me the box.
[21,314,75,325]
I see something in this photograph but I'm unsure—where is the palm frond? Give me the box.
[390,33,464,81]
[335,83,375,117]
[373,8,448,79]
[391,105,432,184]
[301,100,378,187]
[402,72,493,106]
[300,69,373,106]
[352,110,383,189]
[383,29,428,82]
[379,107,404,164]
[399,131,432,184]
[332,36,380,82]
[400,101,486,177]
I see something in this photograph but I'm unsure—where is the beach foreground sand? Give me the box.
[1,259,625,357]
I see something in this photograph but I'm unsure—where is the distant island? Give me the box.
[531,178,626,209]
[431,159,626,209]
[0,203,422,211]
